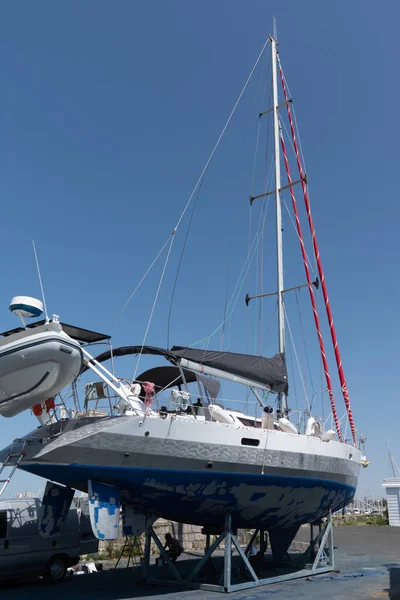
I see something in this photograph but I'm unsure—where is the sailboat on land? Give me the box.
[0,35,364,560]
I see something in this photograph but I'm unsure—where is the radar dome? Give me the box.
[9,296,44,319]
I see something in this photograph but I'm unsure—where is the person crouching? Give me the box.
[164,533,182,563]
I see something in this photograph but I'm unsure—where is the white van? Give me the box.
[0,498,98,582]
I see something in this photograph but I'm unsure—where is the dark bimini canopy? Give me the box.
[81,344,287,394]
[81,346,220,399]
[81,345,175,373]
[0,320,110,344]
[137,366,197,389]
[136,366,220,400]
[171,347,288,394]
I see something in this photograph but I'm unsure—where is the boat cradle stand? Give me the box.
[141,511,335,593]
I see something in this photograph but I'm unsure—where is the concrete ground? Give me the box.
[1,526,399,599]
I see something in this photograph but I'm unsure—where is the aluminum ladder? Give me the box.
[0,438,38,498]
[115,536,144,569]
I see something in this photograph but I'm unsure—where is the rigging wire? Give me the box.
[220,248,232,351]
[261,301,278,354]
[295,288,315,399]
[281,195,317,277]
[217,177,275,342]
[133,235,175,379]
[318,287,325,420]
[246,118,261,363]
[278,56,356,445]
[278,69,309,183]
[284,304,310,412]
[188,204,270,349]
[279,109,318,274]
[286,323,300,427]
[166,182,202,348]
[221,204,269,323]
[246,52,269,328]
[190,85,277,353]
[252,157,274,356]
[194,157,274,351]
[263,87,273,190]
[165,35,271,342]
[115,235,171,322]
[278,100,342,440]
[254,223,259,355]
[117,37,271,327]
[246,53,270,366]
[258,200,265,356]
[227,311,233,352]
[173,38,271,235]
[343,416,349,444]
[257,77,272,356]
[251,111,262,197]
[32,240,49,322]
[282,190,327,419]
[251,120,262,356]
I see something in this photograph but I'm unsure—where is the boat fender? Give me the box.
[278,418,298,434]
[262,405,274,430]
[45,397,55,411]
[321,429,336,442]
[360,455,370,467]
[116,383,146,415]
[305,416,321,437]
[208,405,237,425]
[130,383,141,396]
[32,403,43,416]
[32,398,57,426]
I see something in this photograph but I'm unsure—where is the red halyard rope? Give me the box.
[278,56,357,446]
[279,130,342,441]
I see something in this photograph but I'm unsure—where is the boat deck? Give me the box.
[1,526,399,599]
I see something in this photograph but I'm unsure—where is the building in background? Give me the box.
[382,478,400,527]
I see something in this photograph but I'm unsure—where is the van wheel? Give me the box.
[44,555,67,583]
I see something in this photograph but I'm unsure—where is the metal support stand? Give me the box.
[144,525,182,583]
[142,511,335,593]
[303,511,335,570]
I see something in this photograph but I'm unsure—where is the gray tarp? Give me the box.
[170,347,288,394]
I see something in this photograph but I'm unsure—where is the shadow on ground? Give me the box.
[0,527,398,599]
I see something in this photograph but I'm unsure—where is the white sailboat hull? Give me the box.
[4,413,361,529]
[0,323,83,417]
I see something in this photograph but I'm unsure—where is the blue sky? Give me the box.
[0,0,398,498]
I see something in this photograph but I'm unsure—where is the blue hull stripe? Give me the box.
[22,462,355,529]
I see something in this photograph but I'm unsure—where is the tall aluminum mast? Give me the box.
[270,34,287,413]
